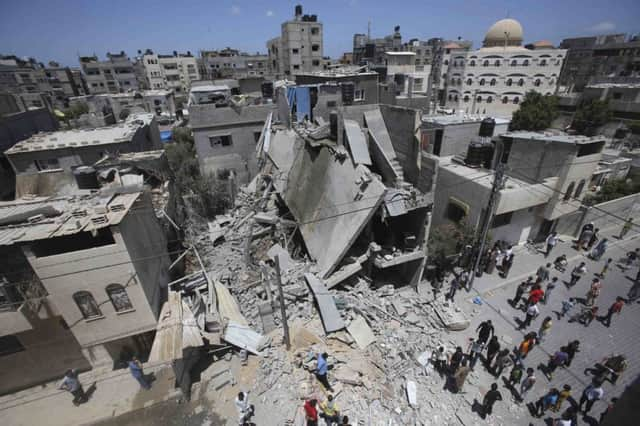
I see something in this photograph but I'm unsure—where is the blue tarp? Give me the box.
[286,86,311,123]
[160,130,172,142]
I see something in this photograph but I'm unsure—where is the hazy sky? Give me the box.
[1,0,638,66]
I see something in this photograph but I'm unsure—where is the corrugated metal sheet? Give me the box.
[222,322,268,355]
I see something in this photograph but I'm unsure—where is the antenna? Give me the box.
[368,20,371,41]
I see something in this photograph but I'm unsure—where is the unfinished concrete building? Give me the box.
[0,190,170,395]
[259,96,435,288]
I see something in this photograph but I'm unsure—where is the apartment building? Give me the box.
[0,190,170,394]
[0,55,54,110]
[139,50,200,95]
[199,48,269,80]
[267,5,324,77]
[80,52,139,95]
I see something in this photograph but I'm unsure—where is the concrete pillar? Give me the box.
[81,344,113,369]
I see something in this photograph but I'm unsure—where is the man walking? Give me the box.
[518,303,539,330]
[618,218,633,239]
[600,297,625,327]
[476,320,494,345]
[315,352,334,392]
[579,382,604,414]
[543,277,558,305]
[128,356,150,390]
[467,338,484,370]
[511,281,529,308]
[482,383,502,417]
[536,263,551,284]
[493,349,512,377]
[585,278,602,306]
[569,262,587,287]
[559,298,575,319]
[545,232,558,258]
[520,368,536,400]
[485,336,501,367]
[545,349,569,380]
[534,388,559,417]
[599,258,613,279]
[445,273,462,302]
[565,340,580,367]
[58,369,87,406]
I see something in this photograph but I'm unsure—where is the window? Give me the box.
[522,59,529,66]
[534,79,541,87]
[354,89,365,101]
[564,182,575,201]
[490,78,496,86]
[494,60,501,66]
[454,95,459,101]
[0,335,25,357]
[73,291,102,320]
[34,158,61,171]
[511,60,517,66]
[312,60,320,66]
[466,78,472,85]
[469,60,476,66]
[446,202,467,223]
[154,99,161,106]
[32,228,116,257]
[476,96,482,103]
[106,284,133,313]
[463,95,470,102]
[549,79,555,86]
[326,100,337,107]
[479,78,485,86]
[209,135,232,147]
[312,44,320,52]
[540,59,547,66]
[292,48,299,54]
[311,27,320,35]
[518,78,524,86]
[502,96,508,104]
[506,78,512,86]
[492,212,513,228]
[451,78,456,84]
[293,64,300,70]
[487,96,493,103]
[448,94,452,101]
[577,141,604,157]
[574,180,586,198]
[444,60,449,66]
[483,60,489,67]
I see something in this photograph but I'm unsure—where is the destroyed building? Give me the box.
[0,190,170,395]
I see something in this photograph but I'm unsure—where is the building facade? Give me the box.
[199,48,269,80]
[267,5,324,77]
[442,18,566,118]
[80,52,139,95]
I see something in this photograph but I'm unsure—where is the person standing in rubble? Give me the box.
[304,399,319,426]
[476,320,495,345]
[319,394,340,425]
[482,383,503,418]
[452,359,471,393]
[235,391,254,425]
[315,352,334,392]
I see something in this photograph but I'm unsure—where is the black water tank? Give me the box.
[73,166,99,189]
[466,142,484,167]
[481,144,495,168]
[329,111,338,140]
[341,82,355,105]
[479,117,496,137]
[261,81,274,99]
[394,73,405,87]
[295,4,302,16]
[614,126,629,139]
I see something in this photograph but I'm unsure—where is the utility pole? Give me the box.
[467,145,505,290]
[274,255,290,350]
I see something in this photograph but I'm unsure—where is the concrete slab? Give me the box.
[267,243,295,273]
[346,315,376,349]
[343,119,372,166]
[325,262,363,289]
[304,273,345,333]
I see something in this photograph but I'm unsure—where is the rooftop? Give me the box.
[5,113,154,154]
[501,131,606,144]
[586,82,640,89]
[0,191,140,246]
[189,85,230,93]
[422,114,510,126]
[385,51,416,56]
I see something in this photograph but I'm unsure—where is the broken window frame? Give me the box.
[106,284,133,313]
[73,291,103,320]
[209,135,232,148]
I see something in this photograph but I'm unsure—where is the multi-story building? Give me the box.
[558,34,626,92]
[139,51,199,96]
[442,18,566,118]
[267,5,324,78]
[4,113,162,177]
[0,190,170,394]
[80,52,139,95]
[0,55,54,110]
[44,62,87,107]
[199,48,269,80]
[352,26,403,66]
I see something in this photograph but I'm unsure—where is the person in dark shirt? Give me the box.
[476,320,494,344]
[482,383,503,417]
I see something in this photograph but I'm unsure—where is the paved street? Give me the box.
[448,226,640,425]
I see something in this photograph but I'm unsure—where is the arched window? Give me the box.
[469,60,476,66]
[106,284,133,312]
[457,78,462,85]
[490,78,497,86]
[534,79,541,87]
[564,182,575,201]
[540,59,547,66]
[454,95,459,101]
[523,59,529,66]
[556,59,561,65]
[511,59,517,66]
[476,96,482,103]
[502,96,509,104]
[466,78,472,85]
[463,95,470,102]
[506,78,513,86]
[73,291,102,319]
[549,79,555,85]
[487,96,493,103]
[574,180,586,198]
[494,60,501,66]
[444,60,449,66]
[451,78,456,84]
[513,96,520,104]
[483,60,489,67]
[448,94,452,101]
[518,78,525,86]
[479,78,485,86]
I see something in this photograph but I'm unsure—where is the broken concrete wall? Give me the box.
[417,152,438,194]
[379,105,421,185]
[268,135,386,278]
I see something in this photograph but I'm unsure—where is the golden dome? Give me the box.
[483,18,524,47]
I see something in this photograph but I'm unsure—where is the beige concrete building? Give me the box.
[80,52,139,95]
[139,51,199,96]
[442,18,566,118]
[0,190,170,394]
[267,5,324,78]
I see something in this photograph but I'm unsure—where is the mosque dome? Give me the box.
[483,18,524,47]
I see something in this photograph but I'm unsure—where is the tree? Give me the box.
[571,99,612,136]
[583,177,640,206]
[509,91,559,131]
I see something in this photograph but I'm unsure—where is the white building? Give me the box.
[442,18,566,118]
[80,52,139,95]
[267,5,324,78]
[139,51,200,96]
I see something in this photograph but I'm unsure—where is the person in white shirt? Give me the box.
[235,391,253,425]
[58,369,86,406]
[579,383,604,414]
[518,303,540,330]
[545,232,558,258]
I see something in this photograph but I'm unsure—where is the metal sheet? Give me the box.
[222,321,268,355]
[343,119,372,165]
[304,273,345,333]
